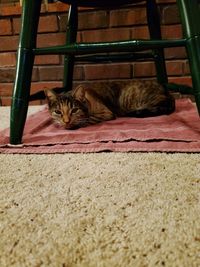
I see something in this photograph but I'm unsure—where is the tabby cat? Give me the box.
[44,80,175,129]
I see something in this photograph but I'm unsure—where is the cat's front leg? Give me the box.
[89,110,116,125]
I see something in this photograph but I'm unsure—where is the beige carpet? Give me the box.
[0,106,200,267]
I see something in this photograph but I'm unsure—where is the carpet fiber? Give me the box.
[0,106,200,266]
[0,153,200,267]
[1,99,200,153]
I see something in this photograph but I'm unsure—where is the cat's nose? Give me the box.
[63,115,70,124]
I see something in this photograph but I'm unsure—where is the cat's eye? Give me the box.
[71,108,79,114]
[54,109,62,115]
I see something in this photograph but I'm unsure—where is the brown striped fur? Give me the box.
[45,80,175,129]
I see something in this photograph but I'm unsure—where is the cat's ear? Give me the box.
[72,85,86,102]
[44,89,57,102]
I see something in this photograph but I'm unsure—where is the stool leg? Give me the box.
[146,0,168,85]
[10,0,42,144]
[177,0,200,114]
[63,3,78,91]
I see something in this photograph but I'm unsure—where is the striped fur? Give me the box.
[45,80,175,129]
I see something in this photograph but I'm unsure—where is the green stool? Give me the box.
[10,0,200,144]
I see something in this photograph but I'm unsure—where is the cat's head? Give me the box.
[45,86,90,129]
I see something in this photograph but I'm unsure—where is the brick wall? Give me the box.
[0,0,18,5]
[0,0,192,106]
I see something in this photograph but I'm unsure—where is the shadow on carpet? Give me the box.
[0,98,200,153]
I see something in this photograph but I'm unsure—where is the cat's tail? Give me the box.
[157,94,176,115]
[127,94,175,118]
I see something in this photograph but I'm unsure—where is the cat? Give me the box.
[43,80,175,129]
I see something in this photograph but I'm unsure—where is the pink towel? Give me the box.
[0,98,200,153]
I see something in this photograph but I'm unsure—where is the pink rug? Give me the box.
[0,98,200,153]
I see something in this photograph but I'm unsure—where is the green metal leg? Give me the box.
[146,0,168,85]
[10,0,42,144]
[63,3,78,91]
[177,0,200,114]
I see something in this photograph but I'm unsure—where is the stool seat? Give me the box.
[59,0,143,7]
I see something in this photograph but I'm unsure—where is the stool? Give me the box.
[10,0,200,144]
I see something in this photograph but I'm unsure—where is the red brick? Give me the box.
[58,14,68,32]
[0,68,15,83]
[73,65,84,80]
[59,10,108,31]
[0,97,41,106]
[131,24,183,40]
[134,60,184,78]
[0,67,38,83]
[1,33,78,52]
[165,47,187,59]
[84,63,131,80]
[168,76,192,87]
[40,99,47,105]
[0,83,12,96]
[0,2,88,17]
[0,97,12,106]
[166,60,184,76]
[162,24,182,39]
[38,66,63,81]
[183,60,190,75]
[0,19,12,35]
[0,52,16,67]
[37,32,81,47]
[37,33,66,47]
[72,80,117,91]
[0,4,22,16]
[46,2,70,13]
[13,15,58,35]
[78,11,109,30]
[34,55,60,65]
[161,5,180,25]
[0,82,63,105]
[133,62,156,77]
[31,68,39,82]
[42,11,60,24]
[0,3,60,17]
[30,81,63,94]
[0,0,18,3]
[29,100,43,105]
[131,24,182,40]
[110,8,147,27]
[82,28,130,42]
[131,26,149,39]
[38,65,84,81]
[0,36,19,52]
